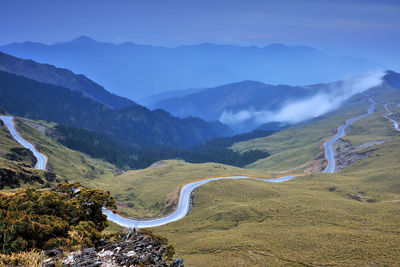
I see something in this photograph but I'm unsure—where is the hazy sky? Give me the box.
[1,0,399,70]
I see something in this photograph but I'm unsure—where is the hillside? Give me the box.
[150,80,318,131]
[1,69,400,266]
[0,51,135,109]
[233,76,400,173]
[153,138,400,266]
[0,36,377,100]
[90,160,270,219]
[0,117,116,190]
[151,71,397,133]
[138,87,205,106]
[40,121,271,169]
[0,70,232,149]
[107,84,400,265]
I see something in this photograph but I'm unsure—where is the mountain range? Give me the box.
[150,71,398,132]
[150,81,318,130]
[0,36,378,100]
[137,88,205,106]
[0,52,232,149]
[0,51,134,109]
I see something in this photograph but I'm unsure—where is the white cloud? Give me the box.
[220,70,385,125]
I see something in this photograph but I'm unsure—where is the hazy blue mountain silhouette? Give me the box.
[0,36,378,100]
[0,51,135,109]
[150,71,400,133]
[138,87,205,106]
[150,80,319,132]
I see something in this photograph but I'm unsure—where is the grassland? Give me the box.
[0,118,49,188]
[151,138,400,266]
[232,98,371,172]
[389,103,400,121]
[233,89,400,173]
[342,104,400,147]
[1,90,400,265]
[97,92,400,266]
[89,160,270,218]
[103,221,126,235]
[0,119,24,159]
[15,117,117,182]
[0,116,116,186]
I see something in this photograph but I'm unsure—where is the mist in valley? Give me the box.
[220,70,385,130]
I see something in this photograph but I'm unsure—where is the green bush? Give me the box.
[0,183,115,254]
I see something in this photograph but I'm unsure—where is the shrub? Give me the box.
[0,183,115,254]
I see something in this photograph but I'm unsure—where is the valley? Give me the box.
[1,84,399,265]
[150,101,400,265]
[100,95,400,265]
[1,3,399,266]
[101,98,378,227]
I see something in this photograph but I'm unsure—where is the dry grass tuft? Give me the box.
[0,250,47,267]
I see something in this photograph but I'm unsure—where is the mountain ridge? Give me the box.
[150,80,320,132]
[150,71,398,132]
[0,36,378,100]
[0,70,232,149]
[0,51,135,109]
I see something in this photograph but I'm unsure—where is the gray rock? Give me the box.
[44,228,174,266]
[173,258,184,267]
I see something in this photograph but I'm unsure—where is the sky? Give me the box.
[0,0,399,70]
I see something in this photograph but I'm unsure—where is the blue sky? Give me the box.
[1,0,399,70]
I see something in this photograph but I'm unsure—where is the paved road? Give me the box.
[103,174,301,228]
[323,99,375,173]
[384,104,400,131]
[0,115,48,170]
[0,102,377,228]
[104,100,379,228]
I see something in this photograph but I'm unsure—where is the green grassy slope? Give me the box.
[121,87,400,266]
[1,85,400,266]
[0,116,115,185]
[343,105,399,146]
[90,160,270,218]
[233,86,400,173]
[152,138,400,266]
[232,97,370,172]
[0,118,50,188]
[0,119,24,159]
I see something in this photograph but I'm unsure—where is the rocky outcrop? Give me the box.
[148,161,166,169]
[43,229,184,267]
[332,139,386,171]
[346,193,376,203]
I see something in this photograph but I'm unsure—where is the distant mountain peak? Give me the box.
[266,43,287,49]
[69,35,97,43]
[53,35,98,46]
[0,38,379,99]
[383,69,400,89]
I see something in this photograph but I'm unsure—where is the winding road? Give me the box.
[104,99,378,228]
[103,174,301,228]
[0,115,48,170]
[323,99,376,173]
[0,100,380,228]
[384,104,400,131]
